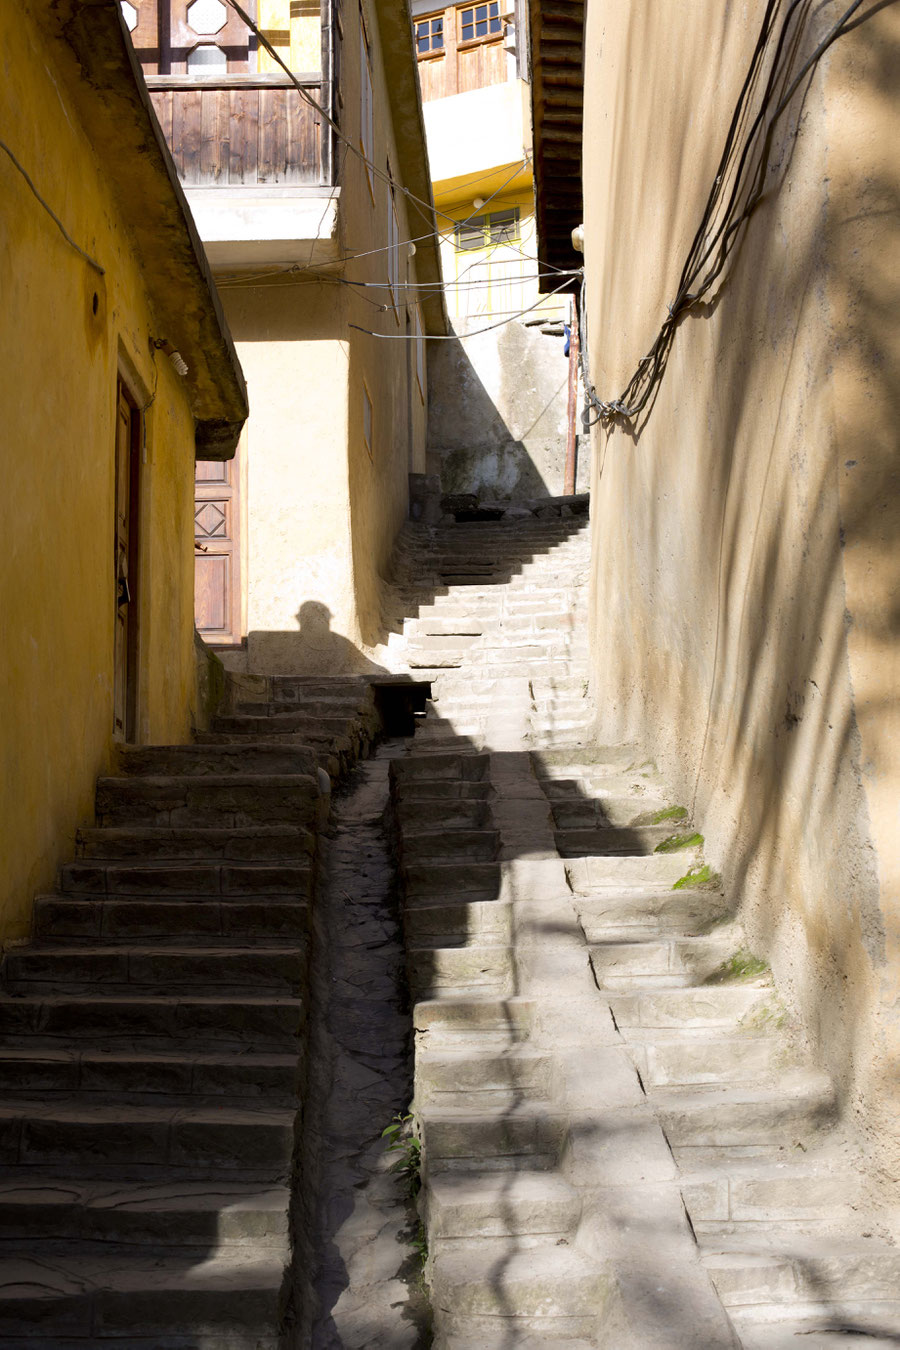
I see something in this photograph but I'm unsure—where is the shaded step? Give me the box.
[554,824,684,857]
[395,799,493,830]
[0,1248,286,1339]
[403,897,513,947]
[118,743,318,778]
[391,752,490,783]
[3,944,308,995]
[0,994,304,1048]
[33,895,310,943]
[426,1169,579,1238]
[0,1046,300,1103]
[60,860,312,897]
[401,829,499,864]
[565,853,693,890]
[77,826,315,862]
[0,1175,290,1246]
[414,995,534,1044]
[95,776,319,828]
[0,1098,295,1171]
[403,861,501,903]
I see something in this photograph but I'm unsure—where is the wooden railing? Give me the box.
[145,74,329,186]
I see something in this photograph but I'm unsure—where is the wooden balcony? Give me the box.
[145,73,329,186]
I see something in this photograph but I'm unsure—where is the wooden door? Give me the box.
[194,447,242,644]
[114,380,141,741]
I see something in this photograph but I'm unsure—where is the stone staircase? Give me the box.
[384,509,900,1347]
[381,509,593,751]
[0,678,382,1346]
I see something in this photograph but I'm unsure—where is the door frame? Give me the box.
[114,371,143,742]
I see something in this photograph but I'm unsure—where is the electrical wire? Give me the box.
[349,273,578,338]
[1,137,105,275]
[582,0,888,427]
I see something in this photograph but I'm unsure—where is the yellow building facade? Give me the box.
[1,0,247,941]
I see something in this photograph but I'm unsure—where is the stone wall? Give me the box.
[426,316,588,500]
[581,1,900,1190]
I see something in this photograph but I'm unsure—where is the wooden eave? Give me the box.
[46,0,249,458]
[528,0,584,290]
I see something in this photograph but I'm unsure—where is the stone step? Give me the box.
[403,860,501,903]
[655,1074,836,1147]
[609,984,774,1030]
[701,1234,900,1308]
[403,897,513,946]
[408,944,512,999]
[393,778,491,802]
[414,995,534,1044]
[0,1247,286,1341]
[0,1175,290,1246]
[60,860,312,898]
[3,944,307,995]
[425,1169,580,1238]
[576,887,731,937]
[554,823,684,857]
[401,829,499,863]
[0,1046,299,1103]
[588,931,737,988]
[95,775,319,828]
[564,853,695,890]
[680,1154,864,1230]
[550,796,672,829]
[729,1304,900,1348]
[417,1045,553,1103]
[0,993,304,1049]
[33,895,310,943]
[76,826,315,862]
[627,1030,787,1088]
[432,1241,605,1340]
[118,743,318,778]
[421,1104,566,1170]
[0,1098,295,1172]
[395,799,493,831]
[391,752,490,783]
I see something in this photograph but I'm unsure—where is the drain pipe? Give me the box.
[564,297,580,496]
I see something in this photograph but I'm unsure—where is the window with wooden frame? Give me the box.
[414,1,509,101]
[359,10,374,193]
[363,383,374,459]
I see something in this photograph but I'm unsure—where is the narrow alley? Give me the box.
[3,0,900,1346]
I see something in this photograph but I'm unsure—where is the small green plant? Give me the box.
[655,831,704,854]
[707,949,771,984]
[411,1220,428,1268]
[382,1112,422,1199]
[649,805,689,825]
[672,862,722,890]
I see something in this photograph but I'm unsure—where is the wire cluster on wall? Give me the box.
[581,0,889,429]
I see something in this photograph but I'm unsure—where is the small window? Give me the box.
[415,14,444,54]
[363,385,374,460]
[459,1,501,43]
[454,207,520,251]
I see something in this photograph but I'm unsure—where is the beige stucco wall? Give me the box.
[1,6,205,940]
[582,1,900,1188]
[218,0,429,674]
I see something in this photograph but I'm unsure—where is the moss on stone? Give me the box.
[655,831,704,853]
[672,862,721,890]
[649,805,689,824]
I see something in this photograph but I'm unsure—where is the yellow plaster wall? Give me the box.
[218,0,428,674]
[581,2,900,1188]
[258,0,321,72]
[0,8,201,940]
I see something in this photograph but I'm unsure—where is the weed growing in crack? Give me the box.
[382,1112,422,1200]
[649,804,689,824]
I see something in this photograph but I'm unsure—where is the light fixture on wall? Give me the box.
[472,197,485,211]
[153,337,189,377]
